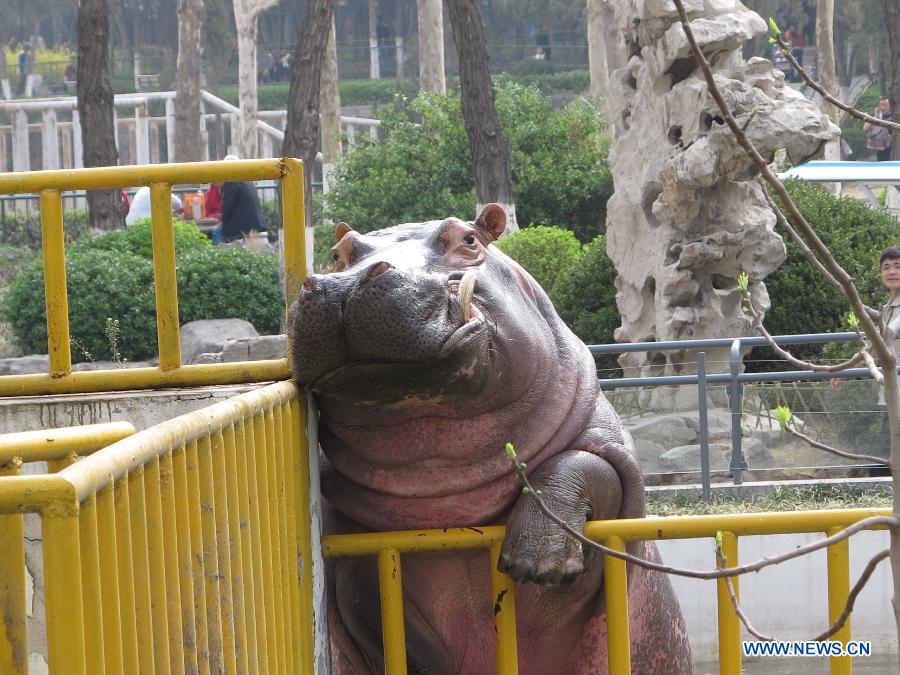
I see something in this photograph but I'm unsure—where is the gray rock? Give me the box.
[221,334,288,362]
[72,360,153,371]
[0,354,49,376]
[627,414,698,446]
[180,319,259,365]
[192,352,223,364]
[598,0,838,378]
[660,436,775,472]
[634,439,667,473]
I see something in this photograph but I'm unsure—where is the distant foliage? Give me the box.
[326,81,612,241]
[750,179,900,370]
[0,210,91,248]
[2,225,281,360]
[494,226,582,293]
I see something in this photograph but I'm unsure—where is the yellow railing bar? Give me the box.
[171,444,200,674]
[149,182,181,371]
[378,548,407,675]
[79,494,106,675]
[489,543,518,675]
[0,422,137,464]
[291,396,316,674]
[716,531,740,675]
[281,157,308,303]
[827,526,852,675]
[96,483,124,673]
[144,458,174,675]
[0,159,287,194]
[604,535,630,675]
[43,504,86,675]
[129,467,157,675]
[39,188,71,377]
[0,462,26,675]
[0,474,75,511]
[0,355,289,398]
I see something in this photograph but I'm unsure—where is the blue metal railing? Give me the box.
[591,332,883,496]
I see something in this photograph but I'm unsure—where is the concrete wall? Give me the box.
[659,529,897,668]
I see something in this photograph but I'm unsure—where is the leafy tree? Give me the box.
[325,81,613,241]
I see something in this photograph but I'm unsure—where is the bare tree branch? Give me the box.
[774,35,900,132]
[718,547,891,642]
[741,292,866,372]
[780,424,891,466]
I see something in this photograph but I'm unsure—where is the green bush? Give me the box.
[2,248,157,360]
[750,179,900,370]
[176,247,282,335]
[494,226,581,293]
[326,81,612,240]
[2,228,281,360]
[72,218,210,258]
[548,235,620,374]
[216,79,420,111]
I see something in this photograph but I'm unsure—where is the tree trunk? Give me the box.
[77,0,122,230]
[415,0,445,94]
[446,0,517,231]
[282,0,335,234]
[587,0,609,101]
[174,0,204,162]
[368,0,380,80]
[816,0,841,178]
[884,0,900,160]
[320,15,342,191]
[0,47,10,99]
[233,0,283,159]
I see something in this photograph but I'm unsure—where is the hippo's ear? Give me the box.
[474,203,506,242]
[335,222,355,243]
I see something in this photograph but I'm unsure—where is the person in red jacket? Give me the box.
[205,182,223,222]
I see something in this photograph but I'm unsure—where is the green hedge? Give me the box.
[0,210,91,248]
[750,179,900,370]
[2,225,281,361]
[494,226,581,293]
[72,217,210,258]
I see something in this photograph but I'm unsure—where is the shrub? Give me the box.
[72,218,210,258]
[326,81,612,240]
[2,229,281,360]
[548,235,620,374]
[494,226,581,293]
[0,209,92,248]
[176,247,282,334]
[2,248,157,360]
[750,179,900,370]
[215,79,420,111]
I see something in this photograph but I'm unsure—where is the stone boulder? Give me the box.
[660,436,774,472]
[221,335,288,362]
[180,319,259,365]
[0,354,49,376]
[597,0,838,378]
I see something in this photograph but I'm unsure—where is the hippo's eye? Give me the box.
[463,233,477,245]
[332,253,339,261]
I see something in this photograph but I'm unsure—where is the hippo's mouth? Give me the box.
[442,269,487,352]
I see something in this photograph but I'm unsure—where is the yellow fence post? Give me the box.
[291,396,316,674]
[150,182,181,371]
[43,501,87,675]
[281,158,307,306]
[39,188,72,377]
[716,531,741,675]
[489,543,518,675]
[0,461,26,675]
[603,535,630,675]
[826,527,852,675]
[378,548,407,675]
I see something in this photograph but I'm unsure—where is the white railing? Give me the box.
[0,90,380,173]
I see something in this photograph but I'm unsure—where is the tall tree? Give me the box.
[446,0,517,231]
[77,0,122,229]
[234,0,283,159]
[816,0,840,166]
[320,14,342,190]
[0,47,10,99]
[416,0,445,94]
[586,0,608,101]
[884,0,900,159]
[174,0,204,162]
[283,0,335,230]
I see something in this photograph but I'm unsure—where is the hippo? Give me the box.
[287,204,693,674]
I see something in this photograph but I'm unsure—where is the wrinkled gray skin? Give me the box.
[288,204,692,674]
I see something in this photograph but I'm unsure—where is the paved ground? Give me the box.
[696,655,897,674]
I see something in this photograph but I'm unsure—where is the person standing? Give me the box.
[864,97,895,161]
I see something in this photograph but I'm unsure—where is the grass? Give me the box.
[646,484,892,517]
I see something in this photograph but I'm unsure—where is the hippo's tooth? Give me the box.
[458,270,477,323]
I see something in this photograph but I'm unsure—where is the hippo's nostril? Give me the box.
[365,261,392,280]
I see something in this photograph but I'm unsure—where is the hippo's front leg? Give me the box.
[498,450,623,584]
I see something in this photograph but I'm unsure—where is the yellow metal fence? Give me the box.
[0,159,306,397]
[0,380,314,674]
[322,508,893,675]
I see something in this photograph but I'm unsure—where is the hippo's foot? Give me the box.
[498,450,623,585]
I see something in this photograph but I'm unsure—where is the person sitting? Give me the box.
[205,182,223,222]
[125,186,183,225]
[864,97,895,161]
[208,156,268,244]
